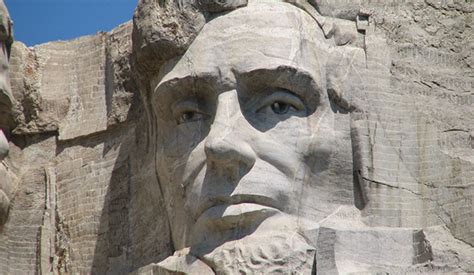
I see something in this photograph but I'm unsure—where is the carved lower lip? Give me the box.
[194,194,283,221]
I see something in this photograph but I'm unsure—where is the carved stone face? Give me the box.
[0,0,12,226]
[153,1,341,250]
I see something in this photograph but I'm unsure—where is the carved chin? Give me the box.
[198,230,316,274]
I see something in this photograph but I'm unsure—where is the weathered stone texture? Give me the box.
[350,0,474,250]
[0,135,55,274]
[2,20,171,275]
[10,22,136,138]
[39,35,108,140]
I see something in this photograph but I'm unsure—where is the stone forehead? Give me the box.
[157,1,328,87]
[200,0,323,41]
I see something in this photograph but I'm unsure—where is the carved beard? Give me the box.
[197,231,316,274]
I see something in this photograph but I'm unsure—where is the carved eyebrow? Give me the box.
[154,65,321,104]
[153,76,209,111]
[153,74,219,118]
[236,65,321,104]
[154,75,196,100]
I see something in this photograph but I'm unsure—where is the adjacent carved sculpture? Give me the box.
[0,0,13,226]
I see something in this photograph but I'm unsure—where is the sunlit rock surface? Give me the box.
[0,0,473,273]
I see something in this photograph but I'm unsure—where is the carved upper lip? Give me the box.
[194,194,283,221]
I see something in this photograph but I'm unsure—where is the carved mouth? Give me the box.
[194,194,283,222]
[194,203,281,233]
[189,201,282,247]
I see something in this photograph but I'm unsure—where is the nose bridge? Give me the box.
[208,90,242,140]
[213,90,240,126]
[205,90,256,168]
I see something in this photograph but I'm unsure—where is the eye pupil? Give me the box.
[182,112,193,121]
[177,111,196,124]
[271,102,289,114]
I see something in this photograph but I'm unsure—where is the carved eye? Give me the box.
[172,99,209,125]
[257,89,305,116]
[270,102,291,114]
[180,111,194,122]
[177,111,206,125]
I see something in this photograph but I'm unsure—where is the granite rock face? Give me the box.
[0,0,473,274]
[0,0,14,229]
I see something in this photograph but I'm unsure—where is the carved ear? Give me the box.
[326,47,366,112]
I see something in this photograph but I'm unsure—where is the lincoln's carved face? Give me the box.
[153,1,344,250]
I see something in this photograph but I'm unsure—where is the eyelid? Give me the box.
[172,99,208,118]
[257,90,305,111]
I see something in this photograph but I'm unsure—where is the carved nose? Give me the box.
[205,136,256,170]
[204,90,256,172]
